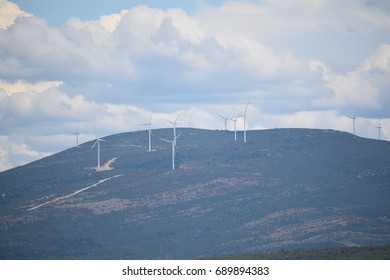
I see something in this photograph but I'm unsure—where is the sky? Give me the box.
[0,0,389,171]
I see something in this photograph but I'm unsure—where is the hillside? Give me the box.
[1,128,390,259]
[212,245,390,260]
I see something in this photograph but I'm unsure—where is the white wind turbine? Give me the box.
[141,113,153,152]
[166,113,181,145]
[347,115,356,135]
[231,113,240,141]
[375,121,382,140]
[72,123,80,147]
[239,102,249,143]
[218,112,231,130]
[90,127,106,169]
[161,132,182,170]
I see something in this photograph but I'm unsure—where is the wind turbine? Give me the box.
[161,132,182,170]
[90,127,106,169]
[375,121,382,140]
[72,123,80,147]
[166,113,181,145]
[141,113,153,152]
[347,116,356,135]
[239,102,249,143]
[230,113,240,141]
[218,112,231,130]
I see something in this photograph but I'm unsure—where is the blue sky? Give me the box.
[12,0,226,26]
[1,0,390,171]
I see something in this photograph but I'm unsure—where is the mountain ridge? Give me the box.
[1,128,390,259]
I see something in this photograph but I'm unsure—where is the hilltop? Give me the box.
[1,128,390,259]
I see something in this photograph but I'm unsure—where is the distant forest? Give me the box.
[211,245,390,260]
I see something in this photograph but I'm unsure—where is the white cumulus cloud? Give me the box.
[0,0,31,29]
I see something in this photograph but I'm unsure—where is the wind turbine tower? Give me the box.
[231,114,240,141]
[347,116,356,135]
[376,121,382,140]
[72,123,80,147]
[161,132,182,170]
[239,103,249,143]
[166,113,181,145]
[141,113,153,152]
[91,127,106,169]
[218,112,231,130]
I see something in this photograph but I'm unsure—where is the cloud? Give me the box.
[0,0,389,171]
[0,135,50,171]
[196,0,389,67]
[1,2,310,99]
[0,79,63,95]
[0,0,31,29]
[312,44,390,114]
[365,0,390,11]
[0,81,104,132]
[1,1,387,105]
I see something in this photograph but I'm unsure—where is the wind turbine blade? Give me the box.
[94,125,98,140]
[219,112,232,119]
[244,102,249,114]
[90,140,98,150]
[148,113,153,123]
[174,113,182,123]
[166,113,182,125]
[174,131,182,141]
[160,138,172,143]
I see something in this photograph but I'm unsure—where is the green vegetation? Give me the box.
[212,245,390,260]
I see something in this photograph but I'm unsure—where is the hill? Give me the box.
[211,245,390,260]
[1,128,390,259]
